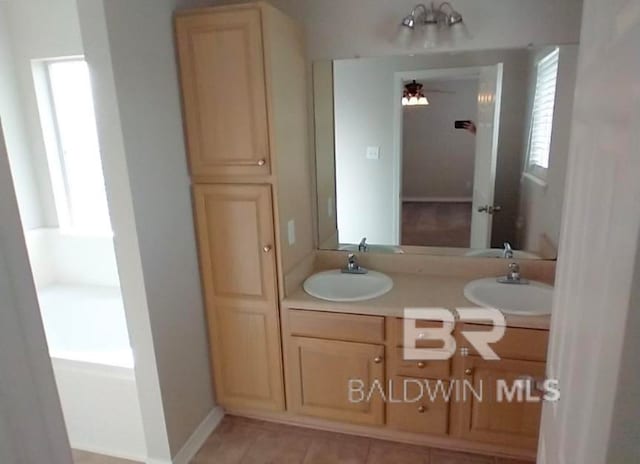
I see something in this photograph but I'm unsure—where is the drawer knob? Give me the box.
[464,368,473,376]
[417,361,426,368]
[257,159,266,166]
[373,356,383,364]
[263,245,272,253]
[417,405,427,413]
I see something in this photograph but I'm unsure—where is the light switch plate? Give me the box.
[287,219,296,245]
[366,146,380,160]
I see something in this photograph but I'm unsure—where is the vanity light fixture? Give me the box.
[401,2,464,30]
[402,80,429,106]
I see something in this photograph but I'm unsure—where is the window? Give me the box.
[41,58,111,234]
[526,48,559,179]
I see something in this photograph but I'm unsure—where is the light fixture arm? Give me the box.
[402,1,463,28]
[437,2,455,14]
[409,3,430,18]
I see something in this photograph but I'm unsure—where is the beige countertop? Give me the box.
[283,271,551,330]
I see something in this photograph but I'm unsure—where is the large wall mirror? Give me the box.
[313,45,578,259]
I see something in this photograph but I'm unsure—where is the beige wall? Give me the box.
[517,45,578,253]
[402,78,478,200]
[313,61,338,248]
[78,0,215,459]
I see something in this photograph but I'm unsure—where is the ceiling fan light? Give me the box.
[408,96,418,105]
[418,96,429,105]
[402,96,410,106]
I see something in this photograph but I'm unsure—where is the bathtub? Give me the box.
[38,284,146,461]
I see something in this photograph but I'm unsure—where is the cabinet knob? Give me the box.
[464,368,473,376]
[257,159,266,166]
[417,405,427,413]
[263,245,272,253]
[373,356,383,364]
[417,361,426,368]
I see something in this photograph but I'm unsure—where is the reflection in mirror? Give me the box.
[314,46,578,259]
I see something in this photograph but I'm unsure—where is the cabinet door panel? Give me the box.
[176,8,270,177]
[214,307,276,401]
[194,184,283,410]
[195,184,277,306]
[288,337,384,425]
[452,356,545,450]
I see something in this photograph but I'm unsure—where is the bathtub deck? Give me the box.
[37,283,133,368]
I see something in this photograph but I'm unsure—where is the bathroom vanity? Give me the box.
[174,2,571,461]
[272,254,554,460]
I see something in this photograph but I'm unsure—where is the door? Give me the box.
[193,184,284,411]
[451,355,545,450]
[469,64,503,248]
[288,337,385,425]
[176,8,271,177]
[538,4,640,463]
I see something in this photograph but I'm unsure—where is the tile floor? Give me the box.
[190,416,533,464]
[72,416,534,464]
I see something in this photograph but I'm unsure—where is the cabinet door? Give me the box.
[194,184,283,411]
[176,8,270,177]
[451,356,545,450]
[288,337,385,425]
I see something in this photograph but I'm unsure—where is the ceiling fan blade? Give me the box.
[423,89,456,94]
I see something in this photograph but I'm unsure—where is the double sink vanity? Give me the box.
[276,252,554,460]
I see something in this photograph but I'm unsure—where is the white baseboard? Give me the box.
[403,196,472,203]
[172,406,224,464]
[71,443,146,463]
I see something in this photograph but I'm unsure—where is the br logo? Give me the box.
[403,308,506,361]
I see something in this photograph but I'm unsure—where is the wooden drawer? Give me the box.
[288,309,385,344]
[387,376,449,435]
[394,318,455,348]
[392,346,451,379]
[458,324,549,362]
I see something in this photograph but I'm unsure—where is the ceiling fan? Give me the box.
[402,80,455,106]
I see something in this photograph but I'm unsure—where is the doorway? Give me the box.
[392,65,503,249]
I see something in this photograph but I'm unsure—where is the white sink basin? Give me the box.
[303,270,393,302]
[465,249,541,259]
[464,278,553,315]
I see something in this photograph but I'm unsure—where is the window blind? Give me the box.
[528,48,559,170]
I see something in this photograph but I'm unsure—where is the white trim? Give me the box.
[172,407,224,464]
[521,171,549,188]
[402,196,472,203]
[392,66,485,247]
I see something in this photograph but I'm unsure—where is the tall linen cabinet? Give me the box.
[175,2,314,412]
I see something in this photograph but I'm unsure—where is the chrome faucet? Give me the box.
[358,237,368,252]
[342,253,368,274]
[503,242,514,259]
[497,262,529,285]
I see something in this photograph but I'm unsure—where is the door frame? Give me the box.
[0,121,73,464]
[391,65,494,246]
